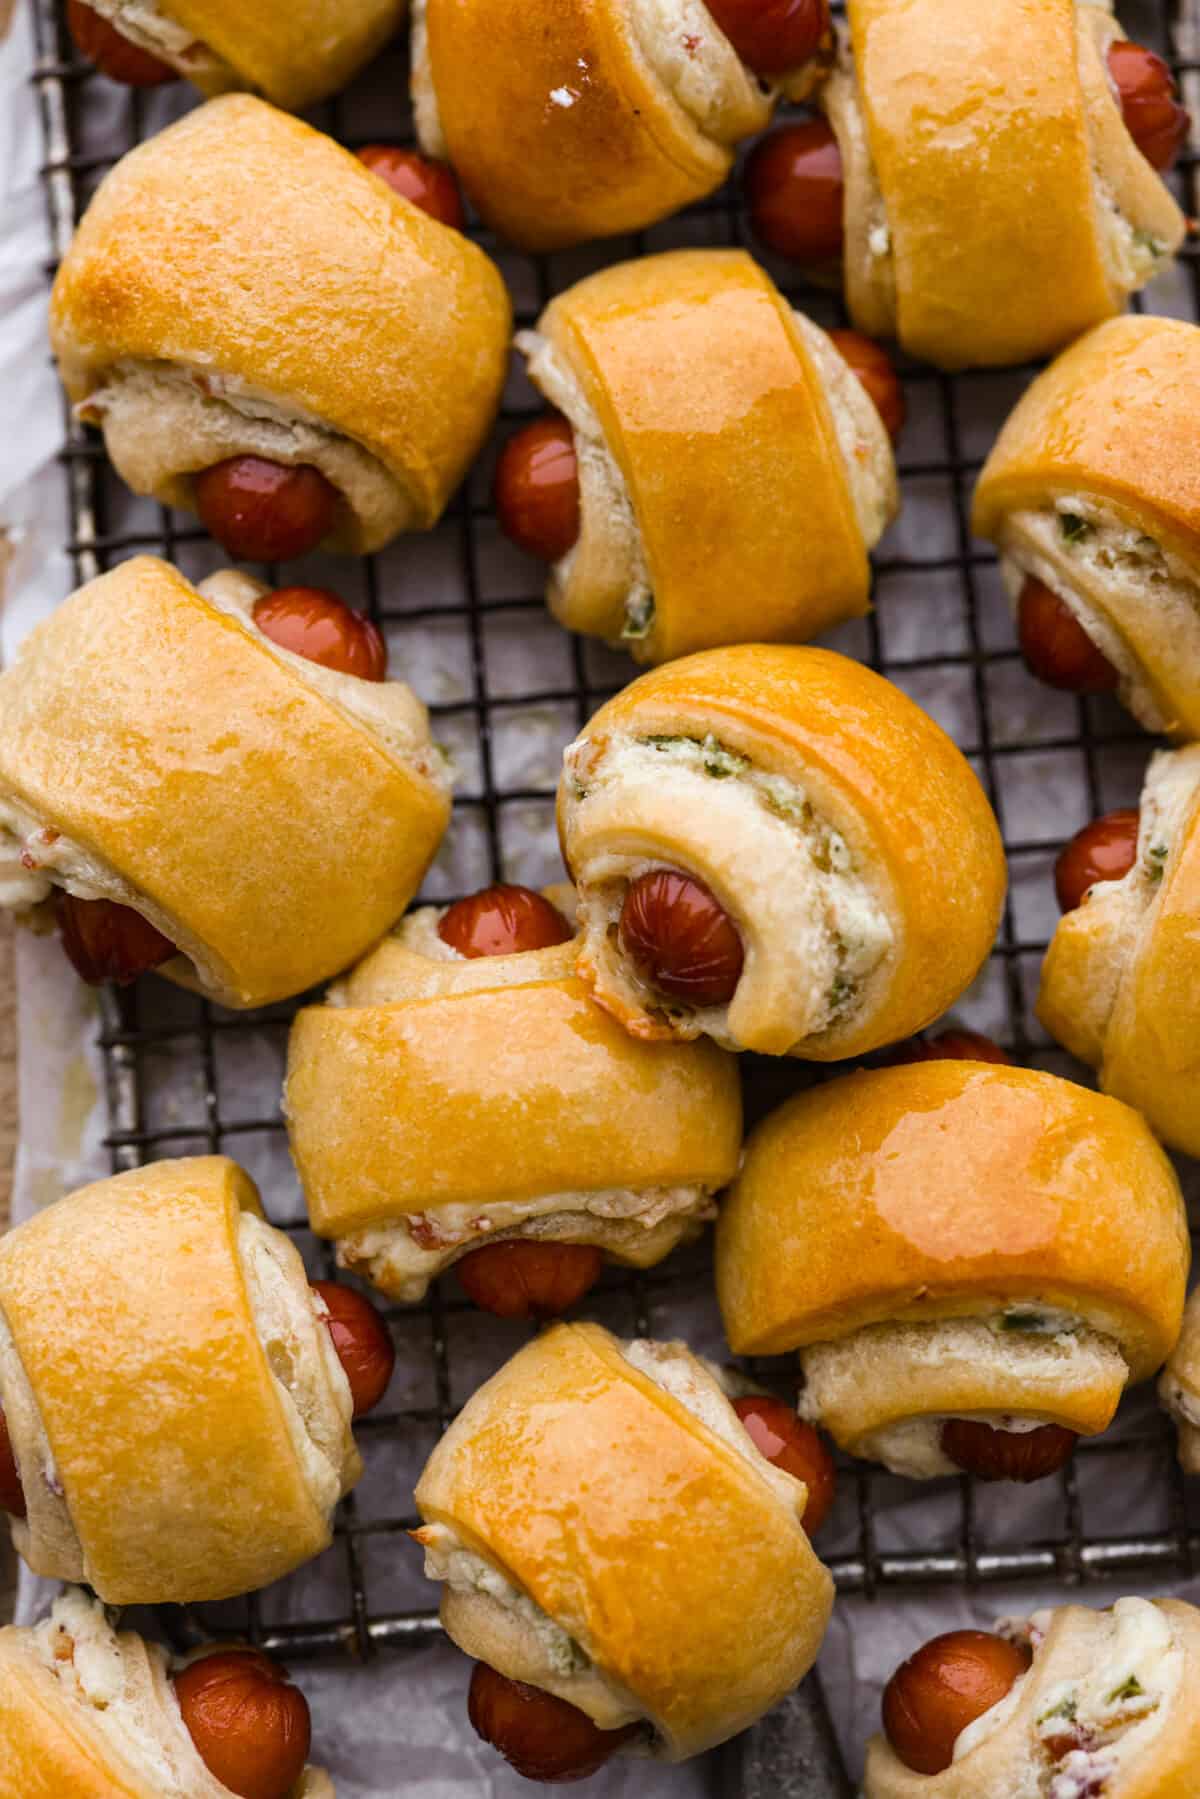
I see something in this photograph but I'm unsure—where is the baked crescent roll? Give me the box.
[816,0,1186,368]
[0,557,450,1009]
[1038,745,1200,1159]
[974,317,1200,738]
[866,1598,1200,1797]
[0,1591,333,1799]
[515,248,897,663]
[70,0,403,111]
[50,96,511,556]
[557,645,1006,1057]
[413,1322,834,1762]
[716,1061,1188,1478]
[285,890,742,1302]
[412,0,832,250]
[0,1157,361,1605]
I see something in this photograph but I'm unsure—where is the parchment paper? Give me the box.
[3,3,1200,1793]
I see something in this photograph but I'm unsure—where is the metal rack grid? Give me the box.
[23,0,1200,1788]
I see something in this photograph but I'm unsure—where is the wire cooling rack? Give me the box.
[25,0,1200,1790]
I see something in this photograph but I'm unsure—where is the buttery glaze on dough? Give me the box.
[414,1322,834,1760]
[285,909,742,1297]
[0,558,450,1009]
[0,1158,360,1606]
[717,1062,1188,1468]
[50,97,511,553]
[522,249,896,663]
[823,0,1185,367]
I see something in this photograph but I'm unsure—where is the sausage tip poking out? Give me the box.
[493,416,582,564]
[1017,578,1120,695]
[468,1661,640,1783]
[436,883,573,958]
[311,1280,396,1417]
[732,1396,836,1531]
[1107,40,1191,173]
[887,1029,1012,1066]
[882,1630,1032,1775]
[174,1650,312,1799]
[455,1241,604,1320]
[251,587,389,681]
[357,146,467,230]
[826,329,906,442]
[702,0,832,79]
[54,891,176,987]
[194,458,340,565]
[66,0,178,85]
[940,1418,1078,1484]
[0,1407,26,1520]
[1054,809,1140,913]
[744,120,845,266]
[618,869,744,1008]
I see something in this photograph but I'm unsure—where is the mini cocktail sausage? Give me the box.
[252,587,388,681]
[174,1650,312,1799]
[311,1280,395,1417]
[1054,809,1140,913]
[881,1630,1031,1775]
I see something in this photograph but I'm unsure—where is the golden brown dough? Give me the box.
[83,0,404,111]
[0,1158,360,1605]
[819,0,1185,368]
[0,558,450,1009]
[717,1061,1188,1473]
[520,249,896,663]
[558,645,1006,1057]
[414,1322,833,1760]
[50,96,511,553]
[414,0,830,249]
[285,899,742,1299]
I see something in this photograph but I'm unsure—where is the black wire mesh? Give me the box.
[22,0,1200,1782]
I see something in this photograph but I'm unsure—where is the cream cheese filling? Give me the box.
[625,0,773,147]
[337,1183,715,1303]
[0,571,448,967]
[820,27,895,337]
[798,1312,1124,1479]
[79,359,414,555]
[954,1599,1179,1788]
[419,1522,591,1680]
[236,1213,355,1517]
[408,0,447,158]
[1075,746,1200,925]
[32,1591,241,1799]
[517,328,651,647]
[565,731,893,1049]
[999,495,1200,735]
[0,1308,82,1582]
